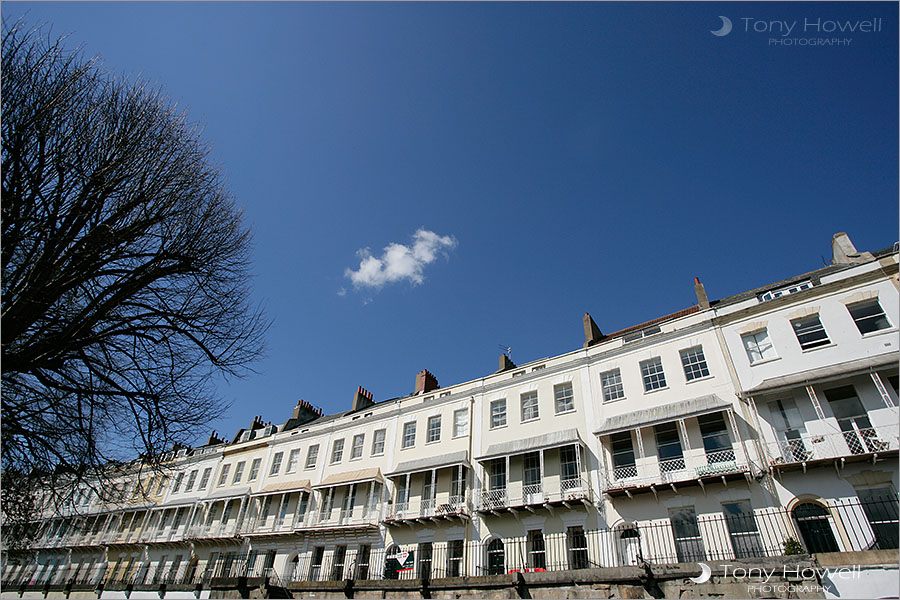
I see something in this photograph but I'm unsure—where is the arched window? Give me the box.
[486,539,505,575]
[793,502,839,553]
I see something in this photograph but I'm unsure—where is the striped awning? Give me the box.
[477,429,583,461]
[252,480,311,497]
[312,468,383,489]
[744,354,896,395]
[387,451,470,477]
[594,395,730,436]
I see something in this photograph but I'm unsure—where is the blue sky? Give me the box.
[3,2,897,443]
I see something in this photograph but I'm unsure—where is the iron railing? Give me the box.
[5,496,897,588]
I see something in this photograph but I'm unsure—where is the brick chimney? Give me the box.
[694,277,710,310]
[498,353,516,372]
[352,386,374,412]
[831,232,873,265]
[583,313,604,347]
[414,369,440,394]
[250,415,265,430]
[291,400,323,424]
[206,431,224,446]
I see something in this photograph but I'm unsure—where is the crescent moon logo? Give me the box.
[711,16,733,37]
[690,562,712,584]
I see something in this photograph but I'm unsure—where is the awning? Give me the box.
[387,451,470,477]
[312,468,383,489]
[594,395,730,436]
[205,486,251,500]
[252,480,311,497]
[477,429,582,461]
[744,354,897,396]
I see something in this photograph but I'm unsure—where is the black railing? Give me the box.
[4,496,896,587]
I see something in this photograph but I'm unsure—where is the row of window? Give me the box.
[598,345,711,404]
[402,408,469,448]
[741,298,892,364]
[487,382,575,430]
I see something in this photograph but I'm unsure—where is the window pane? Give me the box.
[640,358,667,391]
[490,400,507,428]
[680,346,710,381]
[521,392,539,421]
[554,383,575,413]
[601,370,625,402]
[849,300,891,334]
[792,315,830,349]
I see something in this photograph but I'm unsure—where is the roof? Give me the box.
[313,468,383,488]
[594,394,730,436]
[477,429,583,461]
[744,354,897,396]
[387,451,470,477]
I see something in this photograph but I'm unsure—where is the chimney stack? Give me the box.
[583,313,604,347]
[694,277,710,310]
[206,431,224,446]
[831,232,873,265]
[291,400,323,424]
[414,369,440,394]
[250,415,265,430]
[352,386,374,412]
[498,353,516,372]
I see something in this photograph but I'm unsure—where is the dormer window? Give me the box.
[759,280,812,302]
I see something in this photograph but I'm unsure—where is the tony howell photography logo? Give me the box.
[710,15,885,47]
[688,563,865,593]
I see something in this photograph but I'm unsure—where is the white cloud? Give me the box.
[345,228,458,290]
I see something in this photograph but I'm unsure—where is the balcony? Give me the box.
[603,447,750,496]
[308,504,382,529]
[184,519,241,540]
[475,477,593,513]
[384,494,469,524]
[766,424,899,471]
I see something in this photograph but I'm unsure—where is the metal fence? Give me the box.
[4,496,896,588]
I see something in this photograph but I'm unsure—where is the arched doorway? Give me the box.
[793,502,839,553]
[486,539,504,575]
[383,545,400,580]
[617,526,641,566]
[286,555,299,582]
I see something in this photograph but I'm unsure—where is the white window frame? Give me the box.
[427,415,441,443]
[305,445,319,469]
[847,299,892,335]
[741,329,776,364]
[490,399,507,429]
[600,369,625,402]
[640,357,667,392]
[520,391,539,421]
[554,383,575,413]
[248,458,261,481]
[232,461,245,484]
[679,346,710,381]
[402,422,417,448]
[791,314,831,350]
[286,449,301,473]
[331,439,345,464]
[217,464,231,487]
[197,468,211,491]
[350,434,365,460]
[371,429,386,455]
[453,408,469,438]
[269,452,283,476]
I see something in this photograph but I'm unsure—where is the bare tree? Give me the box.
[1,23,269,532]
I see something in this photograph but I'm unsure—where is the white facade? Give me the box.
[4,234,897,592]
